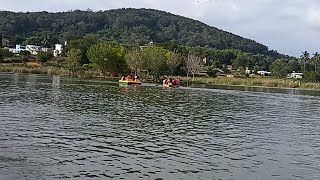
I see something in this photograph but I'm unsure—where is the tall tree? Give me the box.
[66,48,82,76]
[270,59,289,78]
[67,35,99,65]
[42,35,51,48]
[232,52,252,73]
[142,46,167,81]
[186,54,202,80]
[125,49,144,75]
[287,59,300,72]
[87,42,127,76]
[165,50,181,76]
[312,52,320,72]
[301,51,310,74]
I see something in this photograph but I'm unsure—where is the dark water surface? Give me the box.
[0,73,320,180]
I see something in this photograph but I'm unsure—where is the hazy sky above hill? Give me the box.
[1,0,320,56]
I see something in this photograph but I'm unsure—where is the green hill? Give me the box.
[0,8,275,55]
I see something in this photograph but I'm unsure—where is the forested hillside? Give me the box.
[0,8,273,55]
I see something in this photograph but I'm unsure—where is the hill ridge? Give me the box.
[0,8,277,56]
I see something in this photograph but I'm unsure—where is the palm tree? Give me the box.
[312,52,320,72]
[301,51,310,74]
[42,35,51,48]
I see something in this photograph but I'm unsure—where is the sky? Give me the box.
[1,0,320,57]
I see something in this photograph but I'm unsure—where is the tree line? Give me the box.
[61,37,320,82]
[65,36,199,80]
[2,35,320,82]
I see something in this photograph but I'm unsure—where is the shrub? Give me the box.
[207,66,220,77]
[37,51,54,63]
[303,71,320,82]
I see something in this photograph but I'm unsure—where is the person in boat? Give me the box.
[126,75,133,80]
[120,76,126,80]
[163,78,167,85]
[163,78,172,86]
[172,77,180,86]
[134,75,140,81]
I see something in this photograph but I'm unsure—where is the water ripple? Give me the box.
[0,73,320,179]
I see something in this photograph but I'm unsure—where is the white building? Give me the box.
[7,44,24,54]
[140,41,153,50]
[26,45,41,55]
[287,72,303,79]
[54,44,63,57]
[257,71,271,76]
[8,44,41,55]
[15,44,22,53]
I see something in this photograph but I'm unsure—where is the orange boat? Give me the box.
[119,79,142,85]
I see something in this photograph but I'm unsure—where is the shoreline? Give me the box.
[185,82,320,92]
[1,63,320,91]
[180,76,320,91]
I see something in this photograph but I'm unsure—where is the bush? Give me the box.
[19,51,31,56]
[0,49,13,60]
[82,63,96,71]
[0,51,3,62]
[207,66,221,77]
[19,51,32,63]
[303,71,320,82]
[37,51,53,63]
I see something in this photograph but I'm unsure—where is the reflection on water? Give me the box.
[187,83,320,97]
[0,73,320,180]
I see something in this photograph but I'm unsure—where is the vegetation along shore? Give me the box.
[1,8,320,90]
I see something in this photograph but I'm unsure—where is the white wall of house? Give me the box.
[54,44,63,57]
[287,72,303,79]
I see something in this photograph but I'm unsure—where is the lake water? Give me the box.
[0,73,320,180]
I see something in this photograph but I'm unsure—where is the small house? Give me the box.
[139,41,153,50]
[257,71,271,76]
[26,45,41,55]
[41,47,53,53]
[287,72,303,79]
[54,44,63,57]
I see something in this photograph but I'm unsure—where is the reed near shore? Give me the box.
[181,76,320,90]
[1,63,320,90]
[0,63,100,78]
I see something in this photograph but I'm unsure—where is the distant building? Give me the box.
[140,41,153,50]
[41,47,53,53]
[54,44,63,57]
[26,45,41,55]
[8,44,42,55]
[245,67,251,74]
[15,44,23,53]
[8,44,24,54]
[287,72,303,79]
[257,71,271,76]
[245,68,255,75]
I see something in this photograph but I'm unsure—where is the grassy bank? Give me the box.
[2,63,320,90]
[0,63,101,78]
[181,76,320,90]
